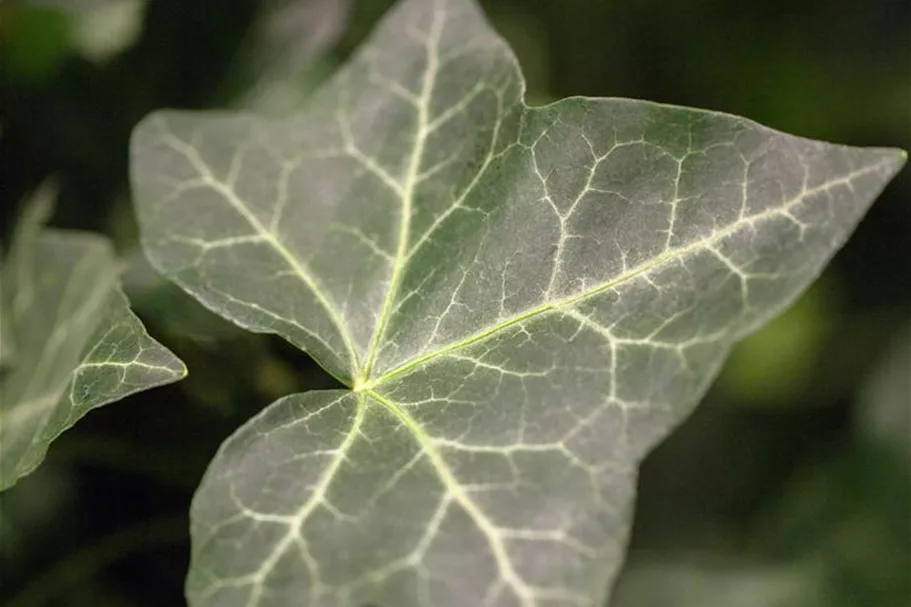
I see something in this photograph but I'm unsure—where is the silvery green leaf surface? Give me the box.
[128,0,905,604]
[0,184,187,491]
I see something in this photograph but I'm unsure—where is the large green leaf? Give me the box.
[0,183,187,491]
[129,0,905,604]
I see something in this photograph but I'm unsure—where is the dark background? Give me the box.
[1,0,908,605]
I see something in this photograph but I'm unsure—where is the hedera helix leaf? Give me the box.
[129,0,905,604]
[0,182,187,491]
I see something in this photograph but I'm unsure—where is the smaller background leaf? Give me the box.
[0,184,186,491]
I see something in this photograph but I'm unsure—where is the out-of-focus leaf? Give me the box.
[0,180,54,368]
[24,0,146,63]
[68,0,146,62]
[130,0,905,604]
[235,0,352,113]
[0,182,186,491]
[611,560,825,607]
[857,324,910,458]
[0,298,14,369]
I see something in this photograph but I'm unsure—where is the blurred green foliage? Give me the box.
[1,0,907,605]
[2,5,71,83]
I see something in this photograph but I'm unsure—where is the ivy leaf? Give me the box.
[0,182,187,491]
[129,0,905,604]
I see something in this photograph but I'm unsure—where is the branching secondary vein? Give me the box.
[366,389,536,604]
[360,2,445,382]
[155,126,362,377]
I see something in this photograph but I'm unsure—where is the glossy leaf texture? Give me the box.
[0,183,187,491]
[129,0,905,605]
